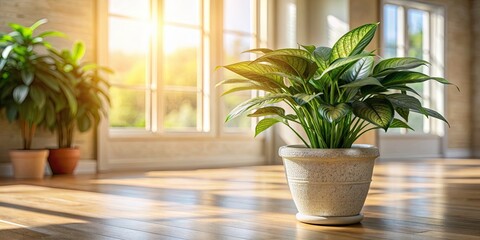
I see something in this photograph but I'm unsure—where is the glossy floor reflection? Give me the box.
[0,159,479,239]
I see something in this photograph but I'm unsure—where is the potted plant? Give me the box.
[0,19,74,179]
[46,41,111,174]
[218,23,455,225]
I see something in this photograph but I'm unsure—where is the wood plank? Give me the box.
[0,159,479,239]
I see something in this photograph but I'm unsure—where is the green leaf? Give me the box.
[6,106,18,122]
[255,48,314,61]
[340,77,382,88]
[59,84,78,115]
[320,53,374,79]
[389,118,413,130]
[37,30,66,38]
[318,103,351,123]
[385,93,424,112]
[353,97,394,131]
[30,19,48,31]
[72,41,86,62]
[340,56,374,82]
[309,74,330,91]
[226,93,289,122]
[45,102,55,127]
[36,71,60,92]
[21,68,34,85]
[389,85,421,97]
[255,118,281,137]
[217,78,266,87]
[221,84,271,96]
[13,85,29,103]
[9,23,32,38]
[29,86,46,108]
[382,71,451,87]
[300,44,316,53]
[0,59,6,71]
[373,57,428,76]
[242,48,273,54]
[77,114,92,132]
[330,23,378,62]
[264,72,304,86]
[256,55,309,78]
[396,107,409,122]
[313,47,332,71]
[293,93,320,105]
[223,61,284,84]
[284,114,298,121]
[412,107,450,127]
[2,45,13,59]
[248,106,285,117]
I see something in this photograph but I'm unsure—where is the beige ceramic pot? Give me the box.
[9,149,49,179]
[279,144,379,225]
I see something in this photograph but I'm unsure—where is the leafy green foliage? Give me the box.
[0,19,69,149]
[218,23,456,148]
[49,41,112,148]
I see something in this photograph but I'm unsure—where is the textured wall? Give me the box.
[472,0,480,156]
[435,0,473,150]
[0,0,96,162]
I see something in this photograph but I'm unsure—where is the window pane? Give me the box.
[163,26,199,86]
[164,0,199,25]
[109,0,149,19]
[409,112,425,133]
[109,17,149,85]
[223,34,252,63]
[383,4,399,58]
[224,0,252,33]
[109,88,146,128]
[164,92,198,130]
[407,9,426,59]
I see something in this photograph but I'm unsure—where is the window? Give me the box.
[381,0,445,135]
[106,0,268,134]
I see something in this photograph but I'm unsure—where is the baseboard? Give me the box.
[0,159,97,178]
[74,159,97,174]
[99,156,265,172]
[379,153,442,160]
[444,148,472,158]
[474,150,480,158]
[0,163,12,177]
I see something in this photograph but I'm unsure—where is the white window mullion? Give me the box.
[197,0,205,132]
[203,0,212,133]
[156,0,164,133]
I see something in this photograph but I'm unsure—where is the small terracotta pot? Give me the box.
[10,149,49,179]
[48,148,80,175]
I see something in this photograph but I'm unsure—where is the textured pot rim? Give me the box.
[279,144,379,159]
[48,147,80,150]
[9,149,49,153]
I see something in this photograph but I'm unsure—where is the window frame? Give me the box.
[380,0,446,136]
[101,0,270,139]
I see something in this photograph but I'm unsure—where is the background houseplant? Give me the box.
[47,41,111,174]
[0,19,74,179]
[219,23,455,224]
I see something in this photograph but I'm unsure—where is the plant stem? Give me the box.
[283,122,310,148]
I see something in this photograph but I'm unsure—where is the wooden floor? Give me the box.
[0,159,479,240]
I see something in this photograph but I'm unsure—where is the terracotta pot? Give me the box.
[10,149,49,179]
[279,144,379,225]
[48,148,80,175]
